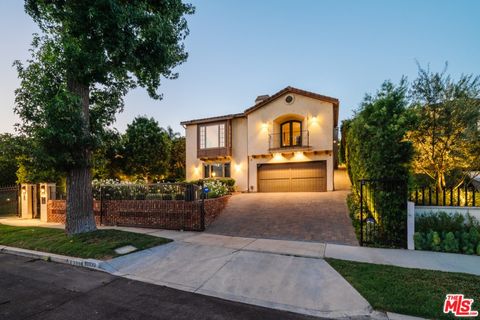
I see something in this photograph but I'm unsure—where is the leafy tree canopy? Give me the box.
[408,64,480,188]
[123,116,171,182]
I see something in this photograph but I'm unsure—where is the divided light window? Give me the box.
[204,163,231,178]
[199,123,226,149]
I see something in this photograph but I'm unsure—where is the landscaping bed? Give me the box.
[0,224,171,259]
[414,212,480,255]
[327,258,480,319]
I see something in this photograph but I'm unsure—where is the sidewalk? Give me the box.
[2,218,476,319]
[2,217,479,276]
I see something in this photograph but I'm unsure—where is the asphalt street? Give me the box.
[0,253,322,320]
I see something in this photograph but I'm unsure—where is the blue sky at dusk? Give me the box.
[0,0,479,134]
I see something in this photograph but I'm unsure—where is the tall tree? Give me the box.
[408,65,480,189]
[92,129,124,180]
[123,117,171,182]
[168,135,186,180]
[346,79,414,186]
[14,1,194,234]
[0,134,26,186]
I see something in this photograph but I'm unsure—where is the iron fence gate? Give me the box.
[0,185,19,217]
[359,179,408,248]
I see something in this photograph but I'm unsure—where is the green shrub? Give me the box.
[431,231,442,251]
[204,180,229,199]
[443,232,459,253]
[414,212,480,255]
[416,212,466,234]
[414,232,426,250]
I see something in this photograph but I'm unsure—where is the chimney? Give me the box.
[255,94,270,104]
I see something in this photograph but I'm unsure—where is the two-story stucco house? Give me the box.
[181,86,339,192]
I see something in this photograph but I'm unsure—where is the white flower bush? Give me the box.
[204,180,229,198]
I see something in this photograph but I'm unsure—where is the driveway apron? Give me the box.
[107,241,372,319]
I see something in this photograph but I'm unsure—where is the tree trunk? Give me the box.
[65,80,96,235]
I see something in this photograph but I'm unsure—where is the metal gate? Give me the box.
[359,179,407,248]
[0,185,19,217]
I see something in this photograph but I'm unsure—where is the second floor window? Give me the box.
[281,120,302,147]
[199,123,226,149]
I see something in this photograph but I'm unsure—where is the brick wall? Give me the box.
[47,195,230,231]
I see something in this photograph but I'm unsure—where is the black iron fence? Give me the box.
[410,183,479,207]
[359,179,408,248]
[0,185,19,217]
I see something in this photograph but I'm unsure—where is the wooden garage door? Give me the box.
[258,161,327,192]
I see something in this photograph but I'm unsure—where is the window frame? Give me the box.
[198,122,226,150]
[280,120,302,147]
[203,162,231,178]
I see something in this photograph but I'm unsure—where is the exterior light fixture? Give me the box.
[234,163,242,172]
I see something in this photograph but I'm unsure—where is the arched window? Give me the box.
[280,120,302,147]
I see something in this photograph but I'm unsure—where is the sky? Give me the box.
[0,0,479,135]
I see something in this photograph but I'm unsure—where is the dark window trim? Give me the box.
[280,120,302,147]
[197,121,227,150]
[203,162,231,178]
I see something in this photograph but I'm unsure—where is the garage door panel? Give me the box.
[258,161,327,192]
[258,179,291,192]
[291,178,325,192]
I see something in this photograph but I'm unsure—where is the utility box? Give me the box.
[20,184,37,219]
[39,183,56,222]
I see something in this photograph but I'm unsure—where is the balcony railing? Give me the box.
[268,130,310,151]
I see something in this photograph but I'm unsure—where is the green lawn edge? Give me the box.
[0,224,172,260]
[326,258,480,320]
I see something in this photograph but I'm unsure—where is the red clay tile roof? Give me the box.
[180,86,339,126]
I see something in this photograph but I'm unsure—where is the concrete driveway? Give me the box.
[106,240,372,319]
[206,190,358,245]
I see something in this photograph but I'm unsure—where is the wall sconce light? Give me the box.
[261,122,269,133]
[234,163,242,173]
[40,185,46,195]
[211,171,216,177]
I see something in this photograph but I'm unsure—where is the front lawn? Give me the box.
[0,224,171,260]
[327,258,480,319]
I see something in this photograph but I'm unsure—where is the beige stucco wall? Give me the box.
[184,92,336,191]
[247,93,334,156]
[185,124,203,181]
[230,117,248,191]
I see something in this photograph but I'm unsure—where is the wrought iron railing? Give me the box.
[410,183,479,207]
[268,130,310,151]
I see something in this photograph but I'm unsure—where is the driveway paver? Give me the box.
[206,191,358,245]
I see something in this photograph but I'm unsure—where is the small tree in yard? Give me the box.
[14,1,194,235]
[123,117,171,183]
[408,65,480,190]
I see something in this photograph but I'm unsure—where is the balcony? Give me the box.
[268,130,311,152]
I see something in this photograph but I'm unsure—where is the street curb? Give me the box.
[0,245,427,320]
[0,245,107,272]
